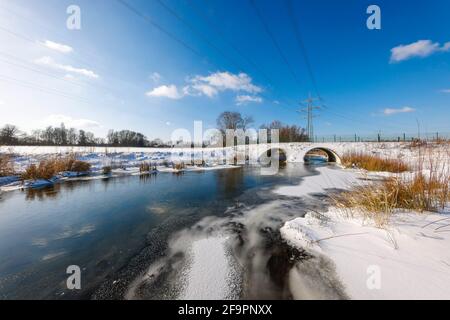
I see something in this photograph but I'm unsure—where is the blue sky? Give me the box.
[0,0,449,140]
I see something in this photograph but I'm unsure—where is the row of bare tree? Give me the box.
[1,112,307,147]
[216,112,308,143]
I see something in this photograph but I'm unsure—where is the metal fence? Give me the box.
[310,132,450,143]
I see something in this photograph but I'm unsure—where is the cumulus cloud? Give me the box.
[146,85,183,99]
[235,95,263,105]
[35,56,99,79]
[188,72,262,96]
[383,107,415,115]
[44,114,100,129]
[186,83,218,98]
[390,40,450,63]
[41,40,73,54]
[145,71,262,102]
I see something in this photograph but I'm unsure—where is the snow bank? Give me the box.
[0,176,19,186]
[276,165,450,299]
[281,209,450,299]
[2,142,448,174]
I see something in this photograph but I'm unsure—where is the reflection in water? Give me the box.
[216,167,244,198]
[139,172,157,184]
[25,185,61,201]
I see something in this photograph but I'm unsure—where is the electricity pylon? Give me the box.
[299,93,320,142]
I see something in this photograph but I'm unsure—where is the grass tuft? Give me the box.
[0,154,14,177]
[139,162,150,173]
[173,162,186,170]
[335,172,449,227]
[102,166,112,175]
[21,155,90,180]
[341,151,409,173]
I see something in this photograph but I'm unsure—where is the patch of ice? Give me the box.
[179,236,237,300]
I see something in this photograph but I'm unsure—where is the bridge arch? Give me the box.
[258,147,287,165]
[303,147,341,164]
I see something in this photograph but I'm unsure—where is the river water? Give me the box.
[0,163,341,300]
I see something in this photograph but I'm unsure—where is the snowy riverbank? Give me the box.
[276,166,450,299]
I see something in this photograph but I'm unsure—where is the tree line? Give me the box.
[1,111,308,147]
[0,123,169,147]
[216,112,308,143]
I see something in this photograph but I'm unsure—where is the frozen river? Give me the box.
[0,163,337,299]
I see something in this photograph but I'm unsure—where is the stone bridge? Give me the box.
[230,142,345,164]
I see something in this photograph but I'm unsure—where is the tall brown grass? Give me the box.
[0,154,14,177]
[21,155,91,180]
[336,147,449,227]
[140,162,150,172]
[341,151,410,173]
[70,160,91,172]
[102,166,112,175]
[173,162,186,170]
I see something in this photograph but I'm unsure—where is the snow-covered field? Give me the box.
[0,145,230,174]
[2,141,448,168]
[0,145,242,191]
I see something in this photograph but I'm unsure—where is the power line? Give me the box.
[159,0,305,112]
[0,74,121,112]
[185,0,301,110]
[185,0,271,83]
[0,55,86,89]
[117,0,205,59]
[281,1,418,133]
[0,74,94,105]
[284,0,322,101]
[299,93,320,141]
[155,0,244,71]
[249,0,302,88]
[0,12,169,97]
[0,25,104,76]
[152,0,390,131]
[117,0,300,115]
[0,3,101,63]
[0,51,118,94]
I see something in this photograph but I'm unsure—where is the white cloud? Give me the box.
[165,121,171,126]
[146,85,183,99]
[145,71,262,102]
[188,84,218,97]
[35,56,99,79]
[390,40,450,63]
[41,40,73,54]
[440,89,450,93]
[189,72,262,96]
[383,107,415,115]
[44,114,101,129]
[235,95,263,105]
[150,72,161,83]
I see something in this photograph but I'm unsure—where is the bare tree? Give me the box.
[260,120,308,142]
[216,111,254,132]
[0,124,20,144]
